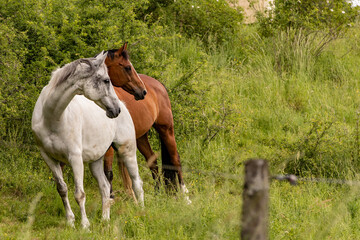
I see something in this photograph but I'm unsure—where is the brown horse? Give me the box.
[104,44,190,202]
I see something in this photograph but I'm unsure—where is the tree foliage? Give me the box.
[138,0,243,45]
[0,0,243,142]
[257,0,359,37]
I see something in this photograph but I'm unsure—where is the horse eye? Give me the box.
[124,66,131,72]
[103,79,110,84]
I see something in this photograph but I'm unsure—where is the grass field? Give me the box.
[1,23,360,239]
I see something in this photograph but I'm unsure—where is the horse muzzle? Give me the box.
[134,89,147,101]
[106,106,121,118]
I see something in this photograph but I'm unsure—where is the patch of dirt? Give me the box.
[228,0,270,23]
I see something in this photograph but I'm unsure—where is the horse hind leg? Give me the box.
[104,147,115,198]
[154,124,181,189]
[90,157,112,220]
[115,151,135,200]
[40,150,75,227]
[137,133,160,191]
[114,143,144,206]
[155,124,191,204]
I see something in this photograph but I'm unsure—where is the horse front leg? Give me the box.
[69,154,90,229]
[137,133,160,191]
[104,147,115,198]
[90,157,112,220]
[40,150,75,227]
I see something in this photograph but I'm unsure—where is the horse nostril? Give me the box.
[143,90,147,96]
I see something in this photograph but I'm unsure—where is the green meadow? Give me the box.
[1,0,360,239]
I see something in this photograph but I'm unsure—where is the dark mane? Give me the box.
[106,49,129,60]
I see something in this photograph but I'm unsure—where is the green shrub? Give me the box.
[0,20,36,143]
[256,0,360,76]
[138,0,244,46]
[257,0,359,37]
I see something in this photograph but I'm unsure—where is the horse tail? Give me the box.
[115,151,136,201]
[161,138,177,188]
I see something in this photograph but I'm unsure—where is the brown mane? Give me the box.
[106,49,129,60]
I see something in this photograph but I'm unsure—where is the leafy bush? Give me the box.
[0,0,154,142]
[255,0,360,76]
[257,0,359,37]
[138,0,244,46]
[0,19,36,143]
[284,119,358,178]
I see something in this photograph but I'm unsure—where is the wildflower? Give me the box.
[342,10,345,14]
[330,9,334,12]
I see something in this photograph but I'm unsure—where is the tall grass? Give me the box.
[1,24,360,239]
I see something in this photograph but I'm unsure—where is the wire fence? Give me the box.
[158,159,360,238]
[19,158,360,239]
[161,162,360,187]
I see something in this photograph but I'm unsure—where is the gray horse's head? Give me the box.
[76,52,121,118]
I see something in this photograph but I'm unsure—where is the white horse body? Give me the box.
[33,94,133,163]
[32,53,143,229]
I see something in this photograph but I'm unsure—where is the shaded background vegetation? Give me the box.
[1,0,360,238]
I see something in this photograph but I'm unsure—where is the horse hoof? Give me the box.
[81,219,91,230]
[67,220,75,228]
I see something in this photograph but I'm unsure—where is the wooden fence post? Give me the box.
[241,159,269,240]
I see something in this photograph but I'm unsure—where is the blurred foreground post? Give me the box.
[241,159,269,240]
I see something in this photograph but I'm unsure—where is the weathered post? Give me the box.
[241,159,269,240]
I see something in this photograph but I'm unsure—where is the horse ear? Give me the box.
[117,42,128,54]
[95,51,107,65]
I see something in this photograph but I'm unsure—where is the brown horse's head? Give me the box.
[105,43,147,100]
